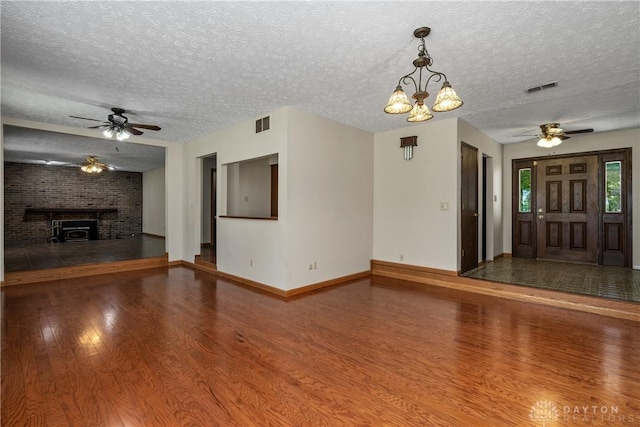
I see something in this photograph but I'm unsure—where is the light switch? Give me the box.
[440,202,449,211]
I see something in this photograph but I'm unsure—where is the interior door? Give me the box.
[536,155,598,263]
[210,169,217,248]
[461,142,479,273]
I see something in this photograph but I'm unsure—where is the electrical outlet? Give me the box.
[400,255,404,261]
[313,261,317,270]
[250,258,253,267]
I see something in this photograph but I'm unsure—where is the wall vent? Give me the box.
[525,81,558,94]
[255,116,270,133]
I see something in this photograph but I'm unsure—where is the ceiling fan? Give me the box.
[79,156,111,174]
[530,123,594,148]
[70,108,161,141]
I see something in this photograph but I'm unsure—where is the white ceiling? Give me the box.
[2,1,639,171]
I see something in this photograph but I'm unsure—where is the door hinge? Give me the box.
[462,249,465,257]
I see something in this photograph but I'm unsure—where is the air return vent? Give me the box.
[255,116,270,133]
[525,81,558,94]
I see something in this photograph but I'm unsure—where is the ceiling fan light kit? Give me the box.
[80,156,108,174]
[534,123,594,148]
[385,26,463,122]
[537,135,563,148]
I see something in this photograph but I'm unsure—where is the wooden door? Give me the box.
[461,142,478,273]
[210,169,217,248]
[536,155,598,263]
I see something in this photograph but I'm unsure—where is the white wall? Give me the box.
[373,118,459,271]
[227,156,272,217]
[185,107,289,286]
[184,106,373,290]
[286,108,373,289]
[502,128,640,268]
[457,119,503,263]
[142,167,166,237]
[165,143,186,262]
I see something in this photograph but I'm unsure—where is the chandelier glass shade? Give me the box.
[385,27,463,122]
[407,101,433,122]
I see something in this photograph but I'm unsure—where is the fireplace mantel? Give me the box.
[25,208,118,220]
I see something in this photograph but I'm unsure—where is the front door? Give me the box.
[535,155,598,263]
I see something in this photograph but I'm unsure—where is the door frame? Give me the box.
[511,148,632,266]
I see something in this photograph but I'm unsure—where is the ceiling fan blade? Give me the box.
[560,135,571,141]
[69,115,107,123]
[126,127,144,136]
[564,128,594,135]
[128,123,161,131]
[87,125,110,129]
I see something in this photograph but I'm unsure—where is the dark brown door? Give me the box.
[270,164,278,217]
[461,142,478,273]
[536,155,598,263]
[210,169,217,248]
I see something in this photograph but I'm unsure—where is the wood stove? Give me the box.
[52,219,98,242]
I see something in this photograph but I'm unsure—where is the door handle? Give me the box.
[473,213,478,217]
[538,215,544,220]
[538,208,544,213]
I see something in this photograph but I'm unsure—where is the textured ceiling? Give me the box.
[1,1,639,171]
[2,126,165,173]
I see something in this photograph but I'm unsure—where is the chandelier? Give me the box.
[384,27,463,122]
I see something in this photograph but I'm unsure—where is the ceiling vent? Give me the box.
[255,116,270,133]
[525,81,558,94]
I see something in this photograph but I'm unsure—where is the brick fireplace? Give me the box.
[4,162,143,243]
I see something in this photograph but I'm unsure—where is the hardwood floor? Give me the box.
[2,267,639,426]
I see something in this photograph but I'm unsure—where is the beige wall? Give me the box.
[184,106,373,290]
[142,167,166,237]
[502,128,639,268]
[286,108,373,288]
[373,118,460,271]
[373,118,503,272]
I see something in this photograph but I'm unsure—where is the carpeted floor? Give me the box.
[462,257,640,303]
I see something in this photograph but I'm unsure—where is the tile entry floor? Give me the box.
[463,257,640,303]
[4,235,166,272]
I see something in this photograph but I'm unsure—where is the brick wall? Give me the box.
[4,162,142,243]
